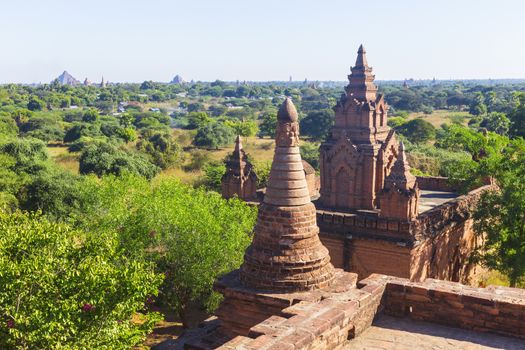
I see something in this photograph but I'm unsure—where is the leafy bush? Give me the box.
[193,122,235,149]
[300,143,320,170]
[79,143,159,179]
[395,118,436,143]
[0,211,163,349]
[74,175,257,327]
[200,163,226,192]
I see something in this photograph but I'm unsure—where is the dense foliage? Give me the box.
[0,211,163,349]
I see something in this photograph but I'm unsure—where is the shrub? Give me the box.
[79,143,159,179]
[395,118,436,143]
[0,211,163,349]
[193,122,235,149]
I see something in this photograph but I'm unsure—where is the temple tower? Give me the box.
[221,135,257,201]
[378,142,419,220]
[319,45,398,211]
[240,98,335,291]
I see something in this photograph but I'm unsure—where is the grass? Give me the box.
[407,109,473,128]
[47,145,79,174]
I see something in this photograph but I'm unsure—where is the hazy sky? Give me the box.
[1,0,524,83]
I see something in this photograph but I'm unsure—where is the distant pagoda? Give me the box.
[170,74,185,84]
[53,71,80,86]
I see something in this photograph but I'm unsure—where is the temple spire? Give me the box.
[233,135,242,156]
[264,98,310,206]
[355,44,368,68]
[347,44,377,101]
[220,134,257,200]
[384,142,416,191]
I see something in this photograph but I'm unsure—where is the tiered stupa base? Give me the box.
[240,202,335,292]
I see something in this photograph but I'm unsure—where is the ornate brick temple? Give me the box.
[221,135,257,201]
[314,46,489,283]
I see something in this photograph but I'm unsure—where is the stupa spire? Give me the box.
[355,44,368,68]
[240,98,335,291]
[384,142,416,191]
[264,98,310,206]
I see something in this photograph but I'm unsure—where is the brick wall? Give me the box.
[360,274,525,340]
[416,176,456,192]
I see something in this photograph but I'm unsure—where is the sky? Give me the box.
[1,0,525,83]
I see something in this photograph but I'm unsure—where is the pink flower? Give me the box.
[82,303,94,312]
[6,319,14,329]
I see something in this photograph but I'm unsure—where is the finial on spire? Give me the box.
[277,97,298,122]
[234,135,242,152]
[355,44,368,68]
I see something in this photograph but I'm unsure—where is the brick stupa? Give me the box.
[209,99,354,341]
[240,98,335,291]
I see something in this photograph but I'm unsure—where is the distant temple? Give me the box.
[171,74,185,84]
[221,136,257,201]
[53,71,80,86]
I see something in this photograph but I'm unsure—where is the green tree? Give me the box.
[193,122,235,149]
[257,112,277,138]
[186,112,211,129]
[82,108,99,122]
[469,92,488,116]
[509,92,525,138]
[137,133,183,169]
[300,143,320,170]
[0,211,163,349]
[395,118,436,143]
[79,143,159,179]
[472,139,525,287]
[480,112,510,136]
[224,120,258,137]
[27,97,45,111]
[74,175,257,328]
[300,109,334,141]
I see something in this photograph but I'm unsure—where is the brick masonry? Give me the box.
[175,274,525,349]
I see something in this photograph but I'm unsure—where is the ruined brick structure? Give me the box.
[221,135,257,201]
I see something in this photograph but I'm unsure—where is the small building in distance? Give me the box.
[221,136,257,201]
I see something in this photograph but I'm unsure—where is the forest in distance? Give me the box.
[1,78,525,348]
